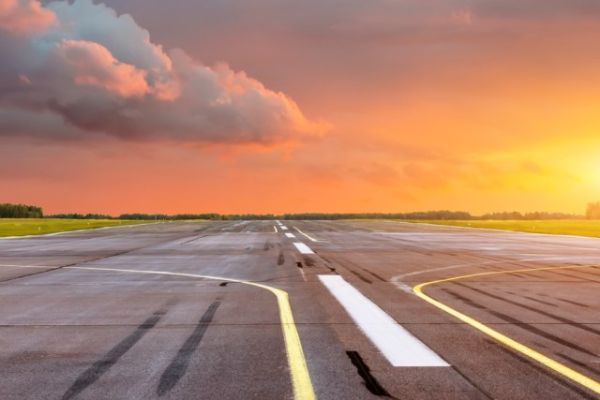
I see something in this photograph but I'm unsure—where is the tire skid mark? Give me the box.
[521,295,558,308]
[62,306,169,400]
[64,266,316,400]
[0,230,210,284]
[157,300,221,396]
[557,352,600,376]
[548,270,600,284]
[493,346,598,400]
[453,282,600,336]
[449,365,494,400]
[539,294,590,309]
[414,265,600,396]
[443,289,597,357]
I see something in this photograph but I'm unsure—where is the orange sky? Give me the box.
[1,0,600,215]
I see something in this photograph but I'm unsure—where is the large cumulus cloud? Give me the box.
[0,0,326,143]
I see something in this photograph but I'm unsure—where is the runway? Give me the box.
[0,220,598,399]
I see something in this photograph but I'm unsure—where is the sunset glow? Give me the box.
[1,0,599,214]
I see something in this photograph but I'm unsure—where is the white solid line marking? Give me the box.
[294,227,318,242]
[274,226,278,233]
[0,264,52,269]
[285,233,296,238]
[293,242,314,254]
[318,275,449,367]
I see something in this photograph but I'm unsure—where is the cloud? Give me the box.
[0,0,326,144]
[56,39,150,98]
[0,0,55,34]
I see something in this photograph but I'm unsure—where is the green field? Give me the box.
[0,219,152,237]
[409,219,600,238]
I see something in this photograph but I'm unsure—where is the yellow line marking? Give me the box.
[413,265,600,395]
[64,266,317,400]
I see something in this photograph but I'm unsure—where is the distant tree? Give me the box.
[0,203,43,218]
[281,211,472,220]
[586,202,600,219]
[479,211,580,220]
[522,212,579,220]
[48,213,113,219]
[118,213,170,220]
[481,211,524,220]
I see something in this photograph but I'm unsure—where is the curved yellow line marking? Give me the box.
[65,266,316,400]
[413,265,600,395]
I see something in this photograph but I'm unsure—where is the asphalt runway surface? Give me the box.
[0,220,598,399]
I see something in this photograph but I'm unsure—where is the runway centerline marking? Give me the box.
[293,242,314,255]
[413,265,600,395]
[319,275,449,367]
[54,265,316,400]
[293,227,319,242]
[285,233,296,238]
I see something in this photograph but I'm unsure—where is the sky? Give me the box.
[1,0,599,215]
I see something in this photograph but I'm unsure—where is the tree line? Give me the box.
[0,203,43,218]
[480,211,580,220]
[2,202,600,219]
[587,202,600,219]
[76,210,586,220]
[117,211,473,220]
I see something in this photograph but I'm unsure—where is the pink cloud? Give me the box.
[0,0,55,34]
[0,0,328,144]
[57,39,150,98]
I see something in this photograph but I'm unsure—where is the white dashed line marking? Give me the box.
[285,233,296,238]
[293,242,314,254]
[318,275,449,367]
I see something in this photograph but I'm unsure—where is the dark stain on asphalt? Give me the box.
[156,300,221,396]
[219,282,228,287]
[62,307,168,400]
[346,351,393,397]
[278,251,285,265]
[303,255,315,267]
